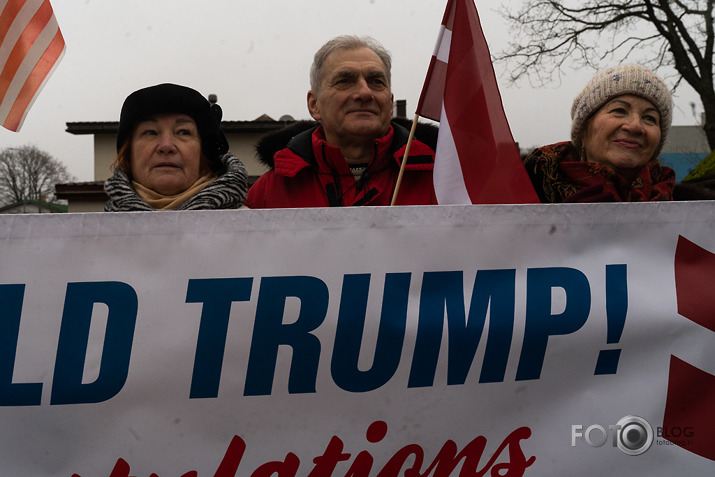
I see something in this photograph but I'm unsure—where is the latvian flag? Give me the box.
[417,0,538,204]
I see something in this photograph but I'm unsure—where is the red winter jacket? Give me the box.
[245,121,437,208]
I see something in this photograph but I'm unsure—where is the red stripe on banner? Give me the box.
[670,235,715,461]
[674,235,715,332]
[663,356,715,461]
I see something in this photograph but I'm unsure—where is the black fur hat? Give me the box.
[116,83,229,169]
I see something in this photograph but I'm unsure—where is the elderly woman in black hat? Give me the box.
[104,83,248,211]
[523,65,678,203]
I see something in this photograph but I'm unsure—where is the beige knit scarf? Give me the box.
[133,173,217,210]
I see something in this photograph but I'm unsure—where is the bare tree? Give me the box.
[497,0,715,149]
[0,145,74,206]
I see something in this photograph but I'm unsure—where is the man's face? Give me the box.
[307,47,394,148]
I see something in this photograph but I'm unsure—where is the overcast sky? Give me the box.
[0,0,704,181]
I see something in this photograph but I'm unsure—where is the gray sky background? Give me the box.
[0,0,704,181]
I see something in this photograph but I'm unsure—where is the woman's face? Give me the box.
[130,113,205,195]
[582,94,661,179]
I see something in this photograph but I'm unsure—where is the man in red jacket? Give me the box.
[245,35,438,208]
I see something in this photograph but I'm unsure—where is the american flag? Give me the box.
[416,0,538,204]
[0,0,65,132]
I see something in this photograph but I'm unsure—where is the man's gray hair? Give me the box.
[309,35,392,94]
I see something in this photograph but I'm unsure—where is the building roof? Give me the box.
[0,200,68,214]
[55,181,108,201]
[66,115,297,135]
[662,125,710,154]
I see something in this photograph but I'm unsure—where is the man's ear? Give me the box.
[307,91,321,121]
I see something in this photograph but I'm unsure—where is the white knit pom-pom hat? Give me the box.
[570,65,672,152]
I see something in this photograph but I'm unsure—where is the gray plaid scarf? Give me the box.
[104,153,248,211]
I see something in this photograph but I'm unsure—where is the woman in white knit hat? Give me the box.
[522,65,677,202]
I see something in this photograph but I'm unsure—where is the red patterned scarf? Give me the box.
[523,142,675,203]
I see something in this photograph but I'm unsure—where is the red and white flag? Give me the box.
[0,0,65,132]
[417,0,538,204]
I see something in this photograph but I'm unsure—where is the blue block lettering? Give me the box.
[0,284,42,406]
[477,270,516,383]
[516,268,591,381]
[332,273,410,392]
[186,278,253,399]
[408,270,516,387]
[244,276,328,396]
[51,282,138,405]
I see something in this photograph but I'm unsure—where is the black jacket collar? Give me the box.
[254,118,438,168]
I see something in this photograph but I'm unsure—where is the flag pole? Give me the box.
[390,113,420,206]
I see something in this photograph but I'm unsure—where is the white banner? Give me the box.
[1,203,714,476]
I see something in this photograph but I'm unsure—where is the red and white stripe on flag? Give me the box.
[0,0,65,132]
[416,0,538,204]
